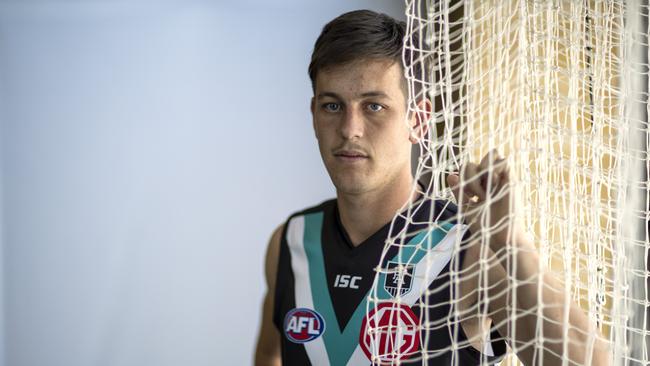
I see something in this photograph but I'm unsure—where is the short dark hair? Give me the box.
[308,10,422,94]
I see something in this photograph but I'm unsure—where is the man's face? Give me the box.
[311,59,414,195]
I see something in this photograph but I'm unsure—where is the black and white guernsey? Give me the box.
[273,198,507,365]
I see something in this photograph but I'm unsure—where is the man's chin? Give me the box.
[333,179,372,196]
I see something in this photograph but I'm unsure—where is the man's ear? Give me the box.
[409,98,432,144]
[310,96,318,139]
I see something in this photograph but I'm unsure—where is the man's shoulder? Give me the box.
[281,197,460,222]
[283,198,337,222]
[410,196,460,224]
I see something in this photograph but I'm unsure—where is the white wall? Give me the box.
[0,1,404,365]
[0,74,5,366]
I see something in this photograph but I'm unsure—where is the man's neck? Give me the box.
[336,175,416,247]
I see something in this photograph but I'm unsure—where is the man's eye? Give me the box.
[367,103,384,112]
[323,103,340,112]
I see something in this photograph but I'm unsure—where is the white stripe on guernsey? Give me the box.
[483,329,495,357]
[286,216,330,366]
[400,224,466,306]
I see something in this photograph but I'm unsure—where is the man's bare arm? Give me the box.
[254,225,283,366]
[450,151,612,365]
[460,237,612,366]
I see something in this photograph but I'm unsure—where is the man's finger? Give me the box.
[447,173,461,201]
[461,163,486,200]
[478,149,502,194]
[447,173,471,204]
[447,173,479,224]
[490,157,512,194]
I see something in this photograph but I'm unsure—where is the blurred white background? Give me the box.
[0,1,404,365]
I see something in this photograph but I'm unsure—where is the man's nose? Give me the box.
[339,106,364,140]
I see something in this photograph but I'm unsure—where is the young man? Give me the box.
[255,10,611,366]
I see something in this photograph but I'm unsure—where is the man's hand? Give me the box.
[446,149,526,252]
[447,150,612,365]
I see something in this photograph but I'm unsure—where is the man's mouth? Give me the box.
[334,150,369,162]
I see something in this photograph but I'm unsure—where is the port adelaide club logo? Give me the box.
[284,308,326,343]
[384,261,415,297]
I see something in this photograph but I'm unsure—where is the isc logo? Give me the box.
[334,274,362,289]
[284,308,325,343]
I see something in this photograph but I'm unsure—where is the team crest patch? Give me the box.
[283,308,326,343]
[359,302,420,364]
[384,261,415,297]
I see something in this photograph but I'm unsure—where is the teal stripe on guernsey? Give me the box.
[303,212,362,366]
[374,222,455,301]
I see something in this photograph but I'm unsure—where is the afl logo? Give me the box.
[359,302,420,364]
[284,308,326,343]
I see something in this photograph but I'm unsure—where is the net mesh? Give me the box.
[365,1,649,365]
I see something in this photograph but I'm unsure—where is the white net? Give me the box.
[366,1,649,365]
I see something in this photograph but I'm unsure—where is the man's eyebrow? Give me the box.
[317,92,342,99]
[360,91,390,99]
[317,91,391,99]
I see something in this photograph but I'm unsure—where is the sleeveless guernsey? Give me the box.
[273,198,507,365]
